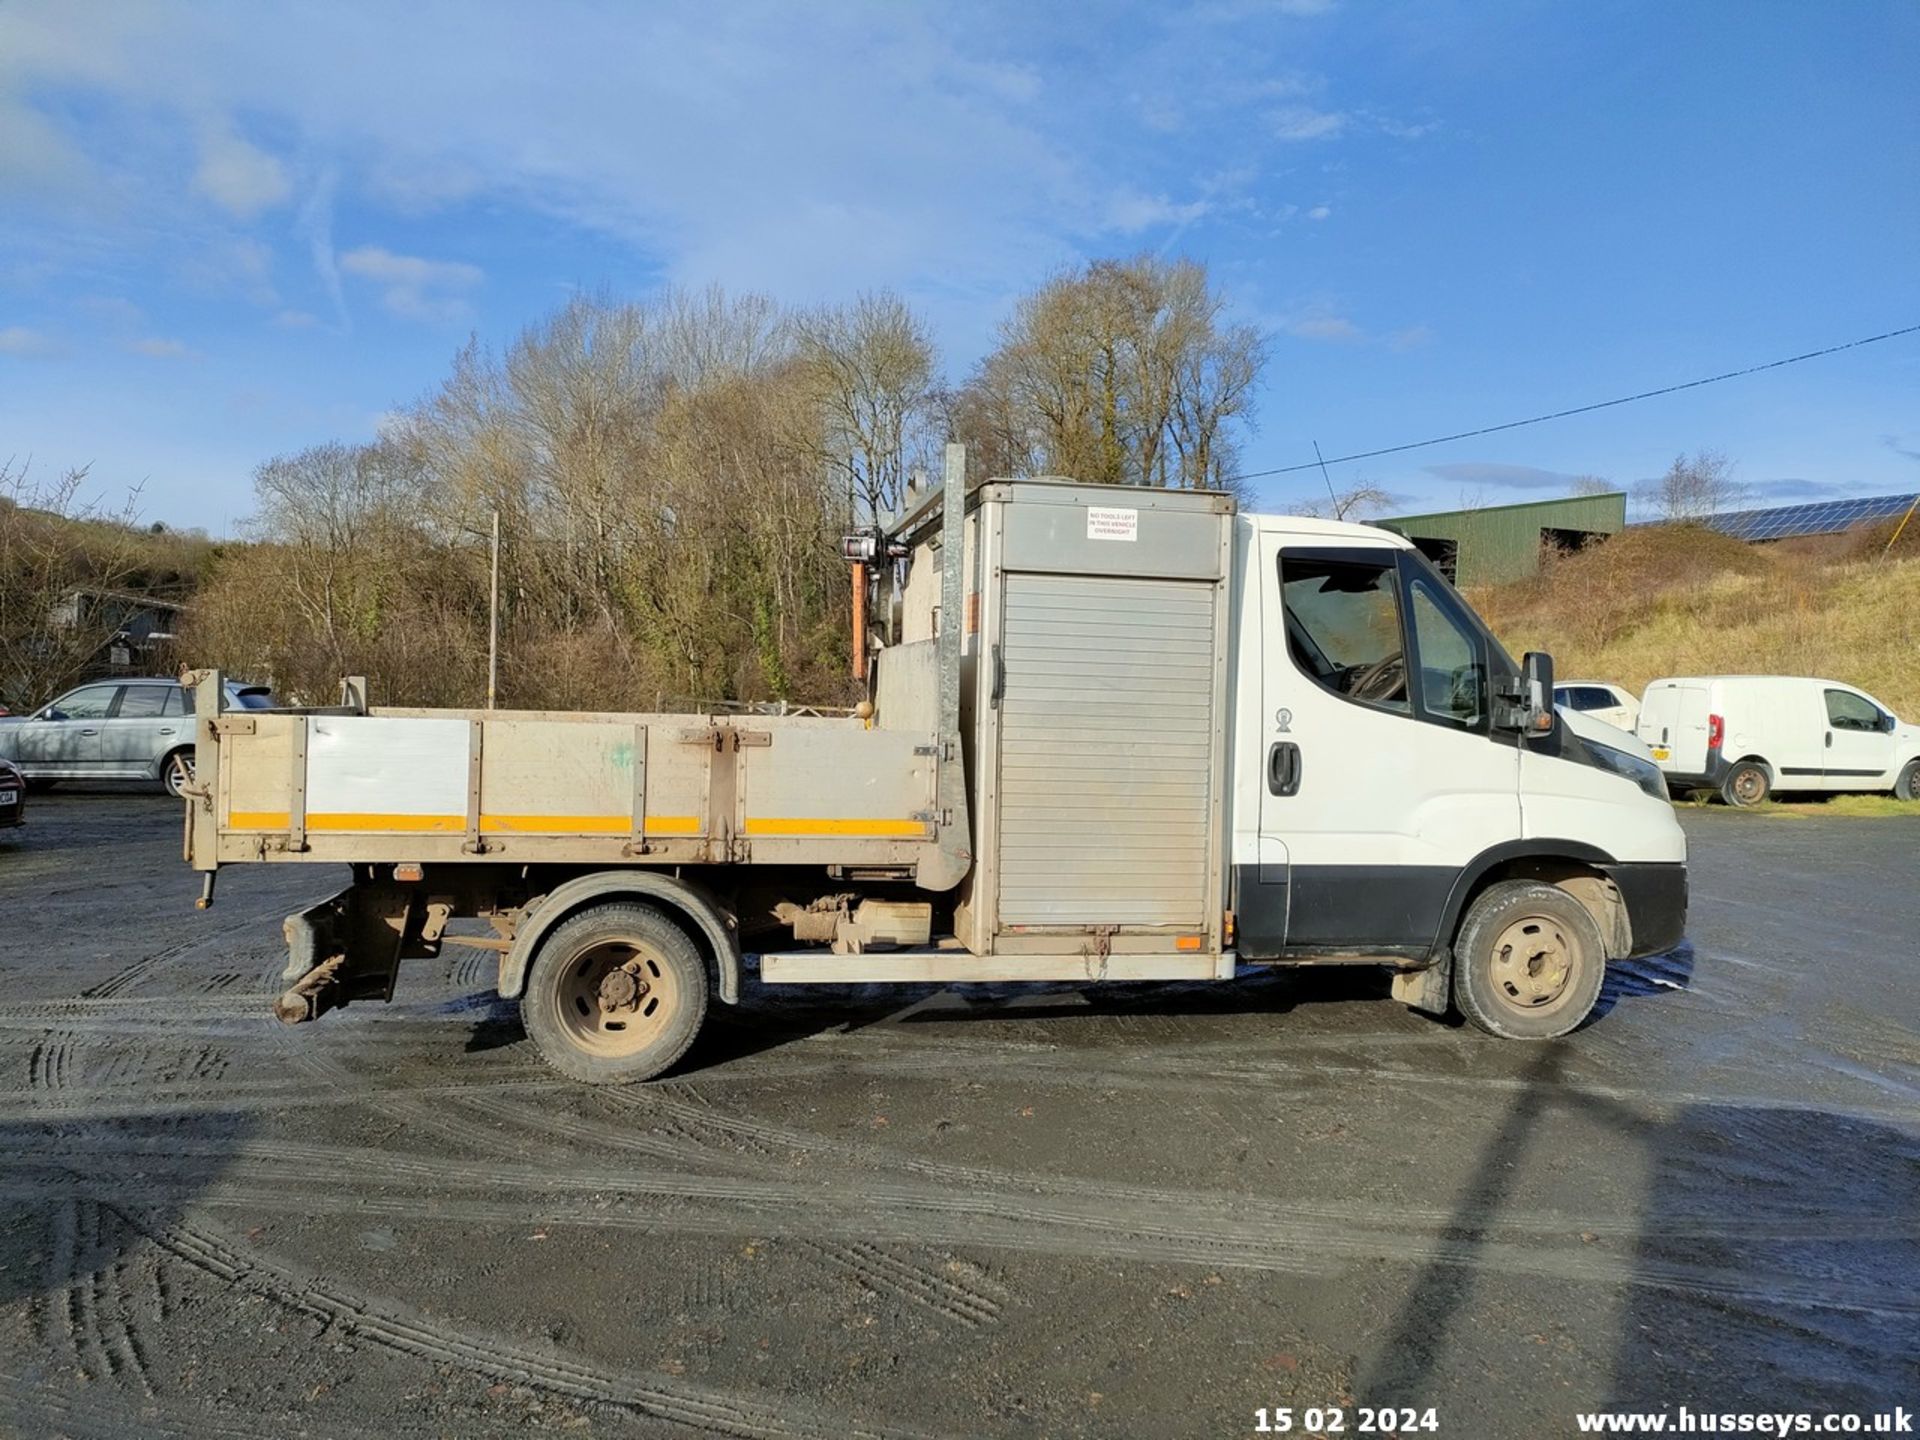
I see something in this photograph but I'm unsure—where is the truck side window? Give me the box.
[1409,580,1485,729]
[1279,555,1409,712]
[1824,689,1882,732]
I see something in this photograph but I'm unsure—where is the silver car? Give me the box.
[0,677,273,797]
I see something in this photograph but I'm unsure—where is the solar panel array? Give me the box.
[1703,492,1919,542]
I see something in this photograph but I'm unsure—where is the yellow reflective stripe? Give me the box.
[743,817,927,837]
[309,813,463,832]
[479,814,701,835]
[480,814,627,835]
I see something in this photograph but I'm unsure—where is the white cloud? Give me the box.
[0,92,100,202]
[1306,204,1332,221]
[128,336,195,359]
[274,308,320,328]
[340,245,484,322]
[1270,105,1347,141]
[1287,314,1362,342]
[1105,192,1211,233]
[1388,324,1433,351]
[192,128,291,219]
[0,325,58,357]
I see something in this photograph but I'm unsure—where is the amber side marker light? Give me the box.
[394,862,424,882]
[1175,935,1202,952]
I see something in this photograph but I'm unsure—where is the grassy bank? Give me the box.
[1472,522,1920,719]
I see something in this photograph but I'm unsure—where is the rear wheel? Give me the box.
[161,749,194,799]
[520,902,708,1084]
[1720,759,1770,808]
[1453,880,1607,1040]
[1896,758,1920,802]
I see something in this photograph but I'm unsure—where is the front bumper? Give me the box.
[1603,861,1688,958]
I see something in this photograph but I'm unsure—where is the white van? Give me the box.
[1637,676,1920,806]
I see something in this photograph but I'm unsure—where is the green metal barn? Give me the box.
[1377,492,1627,586]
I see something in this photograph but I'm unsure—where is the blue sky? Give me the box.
[2,0,1916,533]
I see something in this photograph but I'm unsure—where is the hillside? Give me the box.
[1471,521,1920,719]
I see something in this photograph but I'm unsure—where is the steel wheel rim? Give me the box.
[1489,915,1577,1014]
[550,937,679,1058]
[1731,767,1764,804]
[166,753,193,798]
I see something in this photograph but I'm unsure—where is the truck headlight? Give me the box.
[1586,741,1669,802]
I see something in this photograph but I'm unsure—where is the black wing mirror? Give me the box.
[1493,650,1556,733]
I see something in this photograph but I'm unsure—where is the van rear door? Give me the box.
[1640,681,1710,774]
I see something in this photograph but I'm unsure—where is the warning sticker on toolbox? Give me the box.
[1086,506,1138,541]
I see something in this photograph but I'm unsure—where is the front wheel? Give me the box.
[520,902,708,1084]
[1720,759,1770,808]
[1453,880,1607,1040]
[1895,758,1920,803]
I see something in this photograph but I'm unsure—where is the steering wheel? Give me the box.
[1348,654,1407,703]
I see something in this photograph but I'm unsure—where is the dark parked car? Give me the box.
[0,677,273,798]
[0,758,24,830]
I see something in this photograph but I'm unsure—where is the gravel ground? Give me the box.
[0,790,1914,1438]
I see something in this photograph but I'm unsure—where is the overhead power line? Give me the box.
[1229,323,1920,484]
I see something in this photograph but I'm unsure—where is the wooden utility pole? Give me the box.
[487,509,500,709]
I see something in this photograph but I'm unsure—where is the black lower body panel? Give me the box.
[1602,861,1689,957]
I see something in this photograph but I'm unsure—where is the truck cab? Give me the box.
[1228,514,1686,1033]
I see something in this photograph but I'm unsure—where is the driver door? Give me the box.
[1241,539,1520,957]
[14,683,118,775]
[1822,687,1896,790]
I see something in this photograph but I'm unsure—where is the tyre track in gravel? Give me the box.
[129,1211,946,1440]
[33,1199,158,1398]
[792,1239,1007,1330]
[6,1134,1915,1318]
[80,899,309,1001]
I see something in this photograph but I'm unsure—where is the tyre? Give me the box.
[161,749,195,799]
[1719,759,1770,808]
[520,902,708,1084]
[1896,758,1920,803]
[1452,880,1608,1040]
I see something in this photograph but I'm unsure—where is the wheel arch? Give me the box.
[155,743,194,781]
[1432,839,1629,961]
[500,871,740,1005]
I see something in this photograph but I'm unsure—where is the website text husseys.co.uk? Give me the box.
[1575,1408,1912,1434]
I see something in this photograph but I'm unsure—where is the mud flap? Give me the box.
[277,883,431,1024]
[1390,950,1452,1017]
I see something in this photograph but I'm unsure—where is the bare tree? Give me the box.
[1298,481,1395,522]
[1640,449,1744,521]
[953,254,1266,496]
[0,458,146,708]
[1567,474,1616,497]
[794,292,942,525]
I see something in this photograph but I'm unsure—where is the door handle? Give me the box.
[1267,741,1301,796]
[1825,731,1833,748]
[158,727,176,736]
[989,644,1004,710]
[79,728,99,736]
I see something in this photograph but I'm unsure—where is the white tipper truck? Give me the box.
[181,447,1688,1083]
